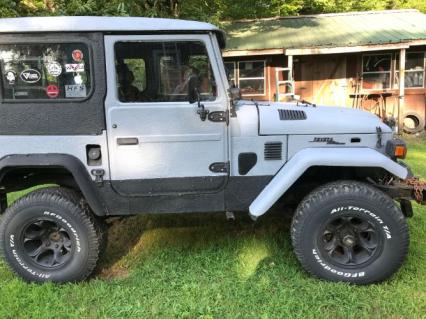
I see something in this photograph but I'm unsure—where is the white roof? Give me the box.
[0,16,220,33]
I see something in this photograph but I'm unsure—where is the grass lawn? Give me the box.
[1,138,425,319]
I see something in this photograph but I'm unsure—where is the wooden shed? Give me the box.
[222,10,426,133]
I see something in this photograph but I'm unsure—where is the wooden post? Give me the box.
[288,55,294,99]
[398,48,406,134]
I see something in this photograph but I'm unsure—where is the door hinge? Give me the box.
[208,110,229,125]
[209,161,229,173]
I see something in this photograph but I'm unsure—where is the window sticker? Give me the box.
[65,64,85,73]
[14,91,28,97]
[20,69,41,84]
[46,62,62,77]
[72,49,84,62]
[74,74,83,85]
[46,85,59,98]
[5,70,16,85]
[65,84,86,98]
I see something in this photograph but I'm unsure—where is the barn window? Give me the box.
[238,60,266,96]
[394,52,425,88]
[224,61,236,87]
[362,54,392,90]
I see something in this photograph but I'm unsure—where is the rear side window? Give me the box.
[0,43,91,100]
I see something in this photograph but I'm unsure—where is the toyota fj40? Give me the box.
[0,16,424,284]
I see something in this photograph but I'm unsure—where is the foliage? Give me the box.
[0,0,424,23]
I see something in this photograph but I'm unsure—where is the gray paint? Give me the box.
[258,102,392,135]
[0,133,109,180]
[249,147,409,217]
[104,35,229,194]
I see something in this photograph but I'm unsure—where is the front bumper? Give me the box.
[377,174,426,212]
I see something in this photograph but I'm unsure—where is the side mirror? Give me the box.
[188,75,209,121]
[228,87,241,101]
[188,75,200,104]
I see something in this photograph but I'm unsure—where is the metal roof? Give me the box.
[223,10,426,53]
[0,16,219,33]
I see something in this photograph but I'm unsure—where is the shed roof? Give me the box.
[223,10,426,55]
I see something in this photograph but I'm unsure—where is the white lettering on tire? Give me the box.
[312,249,365,278]
[9,235,51,279]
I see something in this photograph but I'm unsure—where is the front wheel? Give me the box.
[291,181,409,284]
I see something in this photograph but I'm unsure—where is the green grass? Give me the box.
[1,140,426,319]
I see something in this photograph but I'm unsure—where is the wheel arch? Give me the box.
[249,147,409,218]
[0,154,107,216]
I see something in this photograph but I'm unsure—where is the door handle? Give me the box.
[117,138,139,145]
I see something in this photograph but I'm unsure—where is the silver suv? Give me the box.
[0,16,423,284]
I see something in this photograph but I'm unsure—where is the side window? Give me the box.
[0,43,91,100]
[395,52,425,89]
[115,41,217,103]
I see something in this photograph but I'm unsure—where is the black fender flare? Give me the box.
[0,153,107,216]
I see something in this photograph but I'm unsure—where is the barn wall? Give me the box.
[223,47,426,130]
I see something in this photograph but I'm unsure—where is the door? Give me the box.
[104,34,229,196]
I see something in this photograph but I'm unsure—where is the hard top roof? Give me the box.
[0,16,220,33]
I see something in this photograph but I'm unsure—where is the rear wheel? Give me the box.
[291,181,409,284]
[0,188,101,283]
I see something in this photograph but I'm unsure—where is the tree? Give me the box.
[0,0,424,20]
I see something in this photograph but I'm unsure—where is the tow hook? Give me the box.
[403,177,426,204]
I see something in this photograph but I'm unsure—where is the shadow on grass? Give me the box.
[96,210,293,280]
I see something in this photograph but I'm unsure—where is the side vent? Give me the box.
[278,109,307,121]
[264,142,282,160]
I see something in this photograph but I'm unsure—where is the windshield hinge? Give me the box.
[208,110,229,125]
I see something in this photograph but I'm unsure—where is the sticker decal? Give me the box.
[5,70,16,85]
[14,91,29,97]
[20,69,41,83]
[72,49,84,62]
[65,64,85,73]
[74,74,83,85]
[46,85,59,98]
[46,62,62,77]
[65,84,86,98]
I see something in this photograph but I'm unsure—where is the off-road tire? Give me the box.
[0,188,101,283]
[40,187,108,254]
[291,180,409,284]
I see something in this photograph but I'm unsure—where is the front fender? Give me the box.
[249,148,408,218]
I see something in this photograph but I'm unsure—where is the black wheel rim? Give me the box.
[317,216,382,267]
[21,219,73,269]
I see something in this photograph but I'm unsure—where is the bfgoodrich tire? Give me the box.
[291,181,409,285]
[0,188,101,283]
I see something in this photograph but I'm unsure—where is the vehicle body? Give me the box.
[0,16,424,284]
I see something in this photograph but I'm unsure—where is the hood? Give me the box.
[255,102,392,135]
